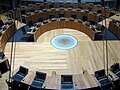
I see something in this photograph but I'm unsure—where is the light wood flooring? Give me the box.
[4,29,120,76]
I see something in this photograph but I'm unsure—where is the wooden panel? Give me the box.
[88,13,99,24]
[102,7,111,17]
[73,74,100,89]
[34,19,95,41]
[108,21,120,39]
[0,23,17,51]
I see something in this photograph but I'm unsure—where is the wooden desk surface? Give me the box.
[43,75,61,90]
[73,74,100,89]
[21,71,35,85]
[20,70,100,90]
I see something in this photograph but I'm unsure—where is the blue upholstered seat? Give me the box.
[69,17,74,21]
[76,8,81,11]
[85,21,91,26]
[61,75,73,90]
[59,7,64,10]
[12,66,28,82]
[78,19,84,23]
[111,63,120,78]
[85,9,90,13]
[34,10,39,13]
[68,8,73,10]
[50,8,56,11]
[95,69,114,90]
[33,22,41,27]
[60,17,66,21]
[51,18,57,22]
[26,12,31,16]
[43,20,48,24]
[93,11,98,15]
[0,52,5,60]
[42,9,47,12]
[30,71,46,89]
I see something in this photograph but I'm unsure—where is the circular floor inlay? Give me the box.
[51,34,78,50]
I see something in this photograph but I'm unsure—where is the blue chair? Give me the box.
[23,25,32,33]
[12,66,29,82]
[11,66,28,90]
[78,19,84,23]
[51,18,57,22]
[76,8,81,11]
[33,22,41,27]
[42,9,47,12]
[69,17,74,21]
[43,20,48,24]
[49,14,54,20]
[30,71,47,90]
[61,75,73,90]
[110,63,120,78]
[0,28,3,36]
[34,10,39,13]
[0,52,5,60]
[71,14,76,19]
[95,69,115,90]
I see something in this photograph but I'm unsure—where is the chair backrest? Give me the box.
[18,66,29,76]
[59,13,64,18]
[30,8,35,12]
[71,14,76,19]
[0,19,4,27]
[59,4,64,8]
[21,10,26,15]
[95,69,105,79]
[49,4,54,8]
[38,18,43,22]
[61,75,73,84]
[27,21,33,27]
[35,71,47,81]
[49,14,54,19]
[24,25,31,32]
[110,63,120,73]
[0,52,5,60]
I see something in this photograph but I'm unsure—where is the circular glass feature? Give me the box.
[51,34,78,50]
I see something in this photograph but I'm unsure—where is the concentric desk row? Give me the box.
[11,2,100,15]
[11,66,101,90]
[10,65,120,90]
[109,20,120,39]
[23,71,101,90]
[20,2,95,10]
[0,21,17,51]
[10,2,110,20]
[26,18,102,41]
[22,8,101,24]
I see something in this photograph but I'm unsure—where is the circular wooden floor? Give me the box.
[4,28,120,75]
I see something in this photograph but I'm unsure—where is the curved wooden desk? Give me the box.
[20,71,100,90]
[22,8,100,24]
[0,22,17,51]
[109,21,120,39]
[34,18,95,41]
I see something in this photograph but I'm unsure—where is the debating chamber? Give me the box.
[0,0,120,90]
